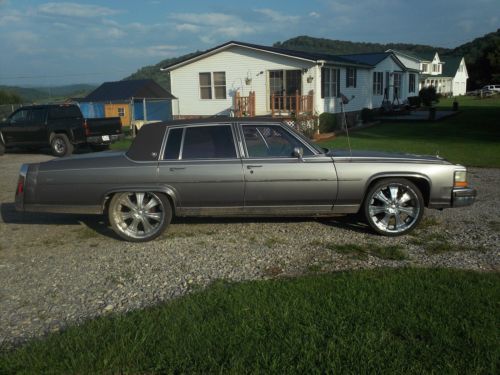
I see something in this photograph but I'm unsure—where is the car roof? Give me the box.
[148,116,284,129]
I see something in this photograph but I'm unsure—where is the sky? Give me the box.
[0,0,498,87]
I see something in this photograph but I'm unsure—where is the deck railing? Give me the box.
[271,90,314,117]
[233,91,256,117]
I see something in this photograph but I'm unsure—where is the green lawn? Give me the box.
[319,95,500,167]
[1,268,498,374]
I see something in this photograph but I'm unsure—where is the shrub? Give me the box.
[318,112,337,133]
[419,86,439,107]
[361,108,374,123]
[407,96,421,107]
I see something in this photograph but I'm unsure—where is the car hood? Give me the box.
[328,149,450,164]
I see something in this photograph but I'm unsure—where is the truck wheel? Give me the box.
[50,134,74,157]
[108,192,172,242]
[363,178,424,236]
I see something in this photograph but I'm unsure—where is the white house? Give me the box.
[339,52,420,107]
[161,41,419,119]
[390,50,468,96]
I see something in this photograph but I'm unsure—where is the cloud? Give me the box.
[112,44,180,58]
[168,12,258,44]
[175,23,200,33]
[0,9,22,26]
[309,11,320,18]
[169,12,238,26]
[38,2,120,18]
[253,8,300,23]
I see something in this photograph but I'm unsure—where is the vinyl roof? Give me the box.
[161,41,373,71]
[84,79,175,102]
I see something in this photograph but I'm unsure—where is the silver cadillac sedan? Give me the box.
[15,118,476,242]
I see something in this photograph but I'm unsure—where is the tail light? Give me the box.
[16,175,24,195]
[83,120,90,136]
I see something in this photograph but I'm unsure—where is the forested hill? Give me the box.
[273,36,451,56]
[450,29,500,87]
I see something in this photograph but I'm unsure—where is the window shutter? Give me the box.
[336,69,340,97]
[321,68,325,99]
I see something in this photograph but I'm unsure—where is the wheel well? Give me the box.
[103,191,176,216]
[365,176,431,207]
[49,131,68,141]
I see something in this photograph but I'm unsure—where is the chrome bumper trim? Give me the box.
[452,187,477,207]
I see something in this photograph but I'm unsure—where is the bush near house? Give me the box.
[318,112,338,133]
[419,86,439,107]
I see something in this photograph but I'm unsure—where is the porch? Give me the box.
[233,90,314,117]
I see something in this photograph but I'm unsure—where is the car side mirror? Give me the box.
[293,147,304,161]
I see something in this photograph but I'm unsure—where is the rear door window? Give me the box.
[181,125,236,159]
[29,108,47,124]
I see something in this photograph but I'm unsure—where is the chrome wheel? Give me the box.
[364,179,424,236]
[53,138,66,154]
[109,192,171,241]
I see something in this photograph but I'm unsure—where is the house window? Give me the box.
[321,67,340,98]
[346,67,357,88]
[433,64,439,73]
[117,107,125,117]
[199,72,226,100]
[373,72,383,95]
[213,72,226,99]
[422,63,428,73]
[199,72,212,99]
[409,74,416,93]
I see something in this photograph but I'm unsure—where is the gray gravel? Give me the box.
[0,152,499,349]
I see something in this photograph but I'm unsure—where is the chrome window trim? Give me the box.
[159,122,239,162]
[239,122,318,159]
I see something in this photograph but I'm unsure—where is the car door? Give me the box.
[24,108,48,144]
[157,123,244,213]
[1,108,30,145]
[240,123,337,212]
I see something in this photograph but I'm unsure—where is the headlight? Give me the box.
[454,170,468,188]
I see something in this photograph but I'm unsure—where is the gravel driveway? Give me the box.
[1,152,499,348]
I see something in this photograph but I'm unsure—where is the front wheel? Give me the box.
[108,192,172,242]
[363,178,424,236]
[50,133,74,157]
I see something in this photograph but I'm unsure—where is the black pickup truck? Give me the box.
[0,104,123,157]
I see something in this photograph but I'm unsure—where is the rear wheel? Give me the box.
[108,192,171,242]
[50,133,74,157]
[363,178,424,236]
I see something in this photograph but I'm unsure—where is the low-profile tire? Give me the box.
[90,144,110,152]
[108,192,172,242]
[363,178,424,236]
[50,133,74,157]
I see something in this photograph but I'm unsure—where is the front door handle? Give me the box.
[246,165,263,169]
[169,167,186,171]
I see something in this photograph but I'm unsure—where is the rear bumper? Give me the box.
[86,133,124,145]
[452,187,477,207]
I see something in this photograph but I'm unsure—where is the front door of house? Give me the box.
[269,70,302,111]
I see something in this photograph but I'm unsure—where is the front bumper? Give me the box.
[452,187,477,207]
[86,133,124,145]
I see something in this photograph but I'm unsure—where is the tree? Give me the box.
[0,90,23,104]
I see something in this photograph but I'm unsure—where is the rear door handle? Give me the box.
[169,167,186,171]
[246,165,263,169]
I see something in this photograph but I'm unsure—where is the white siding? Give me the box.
[452,58,468,96]
[169,46,317,116]
[320,66,371,114]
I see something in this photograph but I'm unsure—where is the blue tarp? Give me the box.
[78,102,105,118]
[133,99,171,121]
